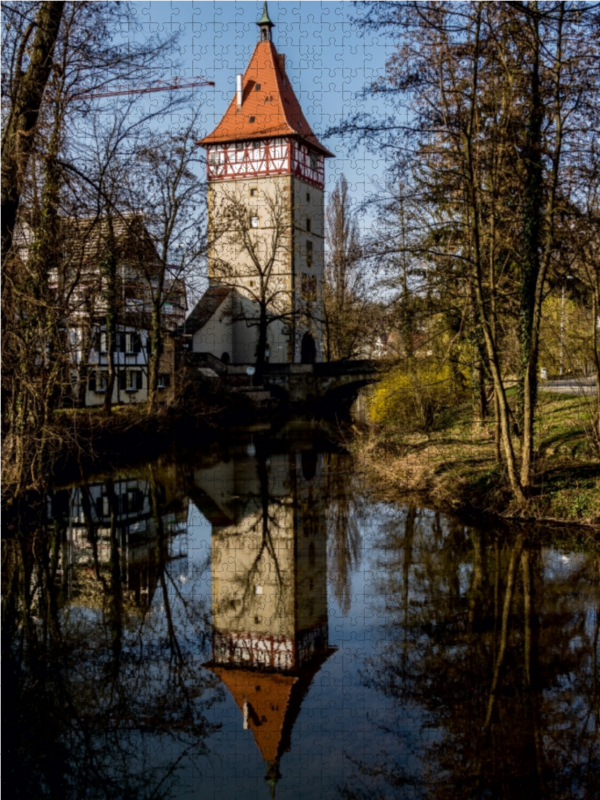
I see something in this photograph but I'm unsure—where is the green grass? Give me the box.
[357,391,600,526]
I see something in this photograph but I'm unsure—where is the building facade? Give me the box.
[187,3,334,365]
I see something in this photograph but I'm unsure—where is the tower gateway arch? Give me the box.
[186,2,334,366]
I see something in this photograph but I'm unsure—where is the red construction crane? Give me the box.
[76,76,215,101]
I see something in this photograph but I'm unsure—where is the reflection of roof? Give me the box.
[206,644,334,785]
[197,41,334,157]
[187,484,234,527]
[184,286,231,334]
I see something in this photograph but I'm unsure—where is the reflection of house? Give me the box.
[48,468,188,613]
[187,3,334,366]
[191,443,334,793]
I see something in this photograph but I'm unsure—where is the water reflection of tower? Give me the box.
[193,446,335,796]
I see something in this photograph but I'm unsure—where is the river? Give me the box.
[3,422,599,799]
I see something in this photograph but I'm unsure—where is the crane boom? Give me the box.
[76,76,215,101]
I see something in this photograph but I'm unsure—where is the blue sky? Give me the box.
[127,1,397,224]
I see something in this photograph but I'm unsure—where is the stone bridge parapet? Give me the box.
[190,356,380,407]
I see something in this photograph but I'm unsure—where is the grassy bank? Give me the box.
[354,391,600,528]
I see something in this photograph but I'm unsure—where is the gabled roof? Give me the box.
[198,41,334,158]
[13,212,161,273]
[183,286,231,334]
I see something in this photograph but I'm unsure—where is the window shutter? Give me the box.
[118,333,126,352]
[133,333,141,353]
[119,371,126,390]
[137,371,143,390]
[88,371,96,392]
[146,336,152,354]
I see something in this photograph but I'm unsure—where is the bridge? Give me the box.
[188,353,380,411]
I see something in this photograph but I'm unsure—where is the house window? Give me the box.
[158,374,171,389]
[249,116,255,123]
[250,188,258,197]
[236,141,244,150]
[306,218,311,232]
[306,240,313,268]
[90,371,107,393]
[126,370,142,392]
[125,332,141,353]
[250,216,259,228]
[99,331,107,353]
[306,192,311,202]
[255,84,261,91]
[310,153,318,170]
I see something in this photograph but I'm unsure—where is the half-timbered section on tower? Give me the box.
[186,3,334,366]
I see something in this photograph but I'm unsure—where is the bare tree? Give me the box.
[1,1,65,260]
[331,1,600,503]
[323,174,372,361]
[1,2,188,493]
[126,114,207,410]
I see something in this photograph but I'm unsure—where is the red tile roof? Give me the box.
[198,41,334,157]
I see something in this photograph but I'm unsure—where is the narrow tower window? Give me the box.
[306,218,311,232]
[250,188,258,197]
[306,240,313,268]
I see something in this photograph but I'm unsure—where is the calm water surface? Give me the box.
[3,424,599,799]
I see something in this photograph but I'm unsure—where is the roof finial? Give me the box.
[257,1,275,42]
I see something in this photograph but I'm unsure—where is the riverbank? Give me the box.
[2,384,281,505]
[353,392,600,528]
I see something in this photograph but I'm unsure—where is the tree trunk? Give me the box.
[592,288,600,439]
[1,1,64,260]
[463,8,525,504]
[102,219,118,415]
[254,305,268,385]
[518,6,543,491]
[148,304,162,412]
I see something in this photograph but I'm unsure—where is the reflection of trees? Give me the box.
[338,508,600,800]
[2,468,221,800]
[323,451,362,614]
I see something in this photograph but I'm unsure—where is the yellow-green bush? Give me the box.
[369,359,468,432]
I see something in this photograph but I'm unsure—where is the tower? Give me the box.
[195,3,334,365]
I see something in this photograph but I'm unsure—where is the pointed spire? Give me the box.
[266,760,281,798]
[257,1,275,41]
